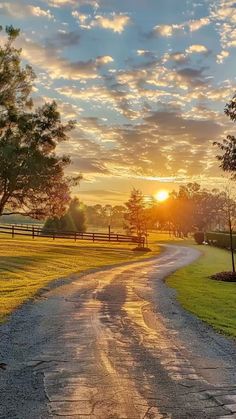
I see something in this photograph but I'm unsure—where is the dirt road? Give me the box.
[1,245,236,418]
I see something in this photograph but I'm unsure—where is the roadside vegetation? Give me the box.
[167,243,236,337]
[0,234,161,323]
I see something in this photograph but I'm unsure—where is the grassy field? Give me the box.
[0,233,161,323]
[167,244,236,337]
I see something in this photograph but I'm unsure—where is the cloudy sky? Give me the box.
[1,0,236,203]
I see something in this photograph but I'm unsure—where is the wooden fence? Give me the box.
[0,224,145,246]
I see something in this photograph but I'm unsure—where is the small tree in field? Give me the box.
[124,189,147,246]
[218,187,236,272]
[214,94,236,273]
[0,26,80,219]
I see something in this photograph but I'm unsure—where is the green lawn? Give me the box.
[167,244,236,337]
[0,234,161,323]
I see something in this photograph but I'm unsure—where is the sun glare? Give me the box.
[155,190,169,202]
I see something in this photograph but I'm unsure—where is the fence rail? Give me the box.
[0,224,145,246]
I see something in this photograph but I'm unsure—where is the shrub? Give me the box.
[210,272,236,282]
[194,231,204,245]
[206,232,236,249]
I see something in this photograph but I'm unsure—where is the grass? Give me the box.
[167,243,236,337]
[0,233,161,323]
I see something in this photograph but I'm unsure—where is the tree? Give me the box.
[148,183,228,237]
[68,198,86,232]
[0,26,79,219]
[214,94,236,174]
[43,197,86,233]
[84,204,126,229]
[124,189,147,246]
[216,185,236,272]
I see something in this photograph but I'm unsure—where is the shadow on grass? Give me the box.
[0,255,49,275]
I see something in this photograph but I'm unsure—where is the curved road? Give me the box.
[1,245,236,418]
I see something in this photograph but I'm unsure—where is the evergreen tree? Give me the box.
[124,189,147,246]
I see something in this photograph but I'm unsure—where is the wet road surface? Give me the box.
[1,245,236,418]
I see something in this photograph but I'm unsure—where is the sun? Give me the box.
[155,190,169,202]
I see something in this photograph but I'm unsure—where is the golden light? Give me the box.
[155,190,169,202]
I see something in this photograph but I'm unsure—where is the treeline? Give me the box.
[84,204,125,228]
[3,183,235,239]
[144,183,234,237]
[42,201,126,233]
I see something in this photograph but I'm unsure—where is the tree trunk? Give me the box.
[229,217,235,273]
[0,192,10,216]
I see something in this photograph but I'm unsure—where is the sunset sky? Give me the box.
[1,0,236,203]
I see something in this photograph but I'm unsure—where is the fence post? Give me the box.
[32,226,35,239]
[12,225,14,238]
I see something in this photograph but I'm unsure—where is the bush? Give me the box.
[133,247,152,252]
[194,231,204,245]
[210,271,236,282]
[206,232,236,249]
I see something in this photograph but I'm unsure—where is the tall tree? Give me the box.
[124,188,147,246]
[0,26,79,219]
[214,94,236,174]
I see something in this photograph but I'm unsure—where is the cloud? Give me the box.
[16,36,113,80]
[217,50,230,63]
[63,99,227,181]
[152,17,210,38]
[94,14,131,33]
[188,17,210,32]
[72,11,131,33]
[109,108,225,178]
[57,85,123,104]
[0,2,53,19]
[71,11,94,29]
[70,157,110,174]
[46,0,99,7]
[186,44,209,54]
[96,55,114,65]
[46,30,80,48]
[210,0,236,58]
[163,52,189,65]
[137,49,154,57]
[153,23,184,37]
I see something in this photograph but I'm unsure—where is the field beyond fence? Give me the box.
[0,224,145,246]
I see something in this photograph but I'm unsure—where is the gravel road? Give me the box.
[1,245,236,418]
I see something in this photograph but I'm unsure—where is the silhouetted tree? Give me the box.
[214,94,236,174]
